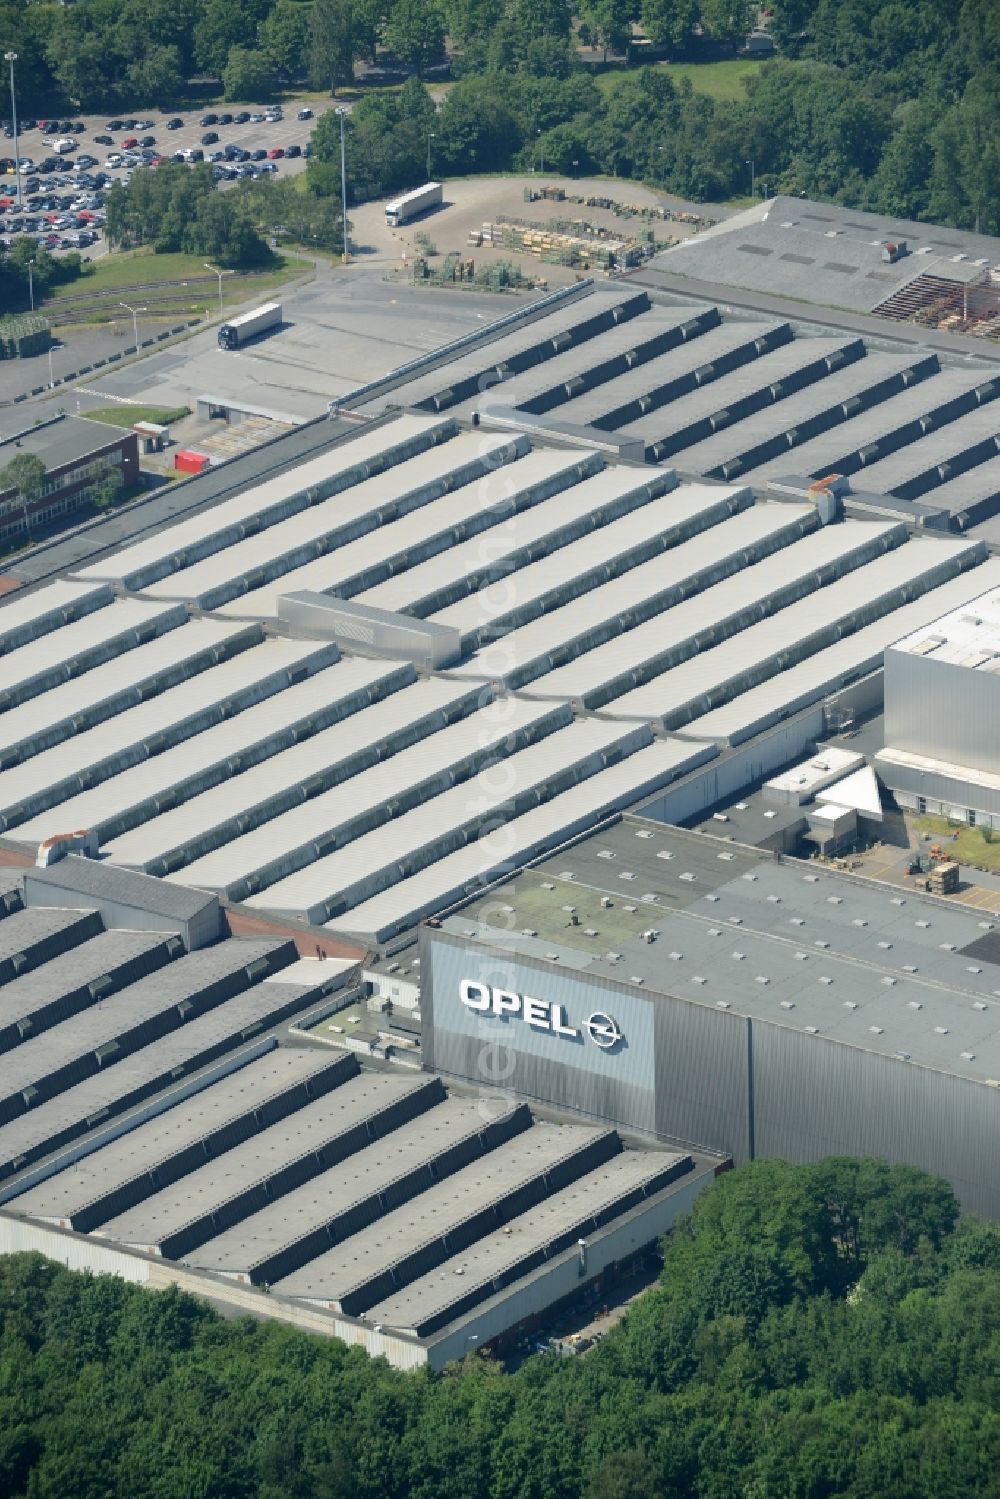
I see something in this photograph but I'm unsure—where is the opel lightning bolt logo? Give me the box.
[585,1011,623,1051]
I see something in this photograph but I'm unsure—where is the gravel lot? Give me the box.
[348,173,726,288]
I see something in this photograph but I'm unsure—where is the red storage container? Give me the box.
[174,449,210,475]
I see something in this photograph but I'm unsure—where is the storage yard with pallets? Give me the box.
[471,218,656,271]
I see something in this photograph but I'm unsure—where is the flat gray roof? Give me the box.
[358,287,648,415]
[96,1073,438,1252]
[670,353,931,477]
[8,1046,350,1227]
[0,938,292,1107]
[27,857,215,922]
[849,406,1000,496]
[476,318,778,421]
[366,1149,687,1334]
[188,1094,526,1277]
[447,817,1000,1084]
[0,416,132,478]
[743,370,1000,487]
[0,970,334,1177]
[655,196,1000,315]
[0,906,96,967]
[0,930,177,1038]
[275,1121,614,1305]
[611,336,858,444]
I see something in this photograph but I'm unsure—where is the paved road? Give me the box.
[48,266,535,420]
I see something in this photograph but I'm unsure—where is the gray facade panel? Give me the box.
[653,999,751,1162]
[423,926,999,1216]
[750,1023,1000,1219]
[422,931,657,1135]
[884,648,1000,778]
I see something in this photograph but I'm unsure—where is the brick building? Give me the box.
[0,414,139,542]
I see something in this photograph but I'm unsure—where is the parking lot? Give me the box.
[1,102,322,260]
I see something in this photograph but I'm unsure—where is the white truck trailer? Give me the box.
[217,301,282,350]
[385,182,443,228]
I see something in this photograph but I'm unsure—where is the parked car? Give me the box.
[250,148,267,161]
[200,113,218,127]
[140,135,156,147]
[234,112,251,124]
[121,136,138,148]
[218,113,233,126]
[166,117,183,130]
[267,146,284,159]
[303,142,313,157]
[249,112,266,123]
[94,134,113,146]
[285,143,301,158]
[201,132,219,146]
[73,154,97,169]
[297,107,313,120]
[106,119,125,132]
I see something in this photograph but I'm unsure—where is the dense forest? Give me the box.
[2,0,1000,232]
[2,1156,1000,1498]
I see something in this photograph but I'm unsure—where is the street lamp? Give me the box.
[537,129,544,177]
[335,107,349,266]
[426,131,436,179]
[27,258,35,313]
[47,341,56,389]
[5,51,21,211]
[746,158,755,198]
[119,300,147,352]
[204,262,234,314]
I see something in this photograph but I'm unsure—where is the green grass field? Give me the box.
[597,58,764,102]
[45,247,311,306]
[84,404,191,428]
[913,815,1000,873]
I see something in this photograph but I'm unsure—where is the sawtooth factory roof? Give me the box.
[0,380,997,945]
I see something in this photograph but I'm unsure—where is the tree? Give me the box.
[259,0,311,76]
[580,0,634,61]
[223,45,276,102]
[309,0,356,90]
[698,0,754,48]
[89,465,124,512]
[640,0,697,51]
[383,0,447,75]
[0,453,47,534]
[585,1449,670,1499]
[123,43,184,105]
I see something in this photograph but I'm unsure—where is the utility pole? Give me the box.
[537,129,544,176]
[746,158,755,199]
[27,258,34,313]
[5,51,21,211]
[427,131,435,180]
[336,107,349,265]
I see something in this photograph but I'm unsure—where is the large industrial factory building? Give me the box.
[1,220,1000,1368]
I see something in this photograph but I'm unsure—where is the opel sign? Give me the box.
[585,1011,624,1051]
[460,980,624,1052]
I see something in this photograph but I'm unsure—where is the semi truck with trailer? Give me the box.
[217,301,282,350]
[385,182,443,228]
